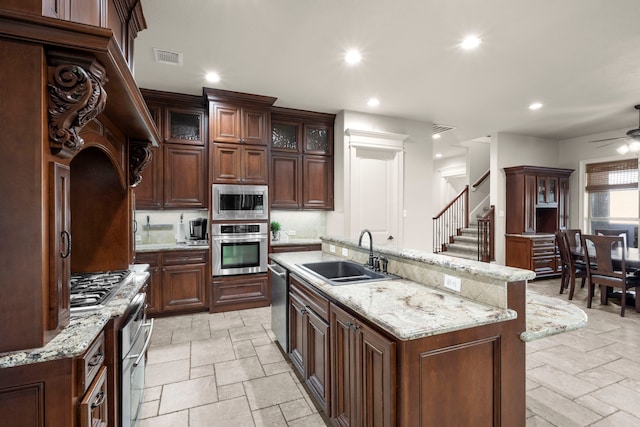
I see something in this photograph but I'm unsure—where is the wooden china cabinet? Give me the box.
[504,165,574,277]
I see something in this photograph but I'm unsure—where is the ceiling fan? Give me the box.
[590,105,640,153]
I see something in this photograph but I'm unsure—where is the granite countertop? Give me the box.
[271,248,587,343]
[522,292,588,342]
[136,242,209,252]
[271,238,322,246]
[0,267,150,369]
[270,251,518,341]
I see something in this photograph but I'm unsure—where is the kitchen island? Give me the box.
[270,237,586,427]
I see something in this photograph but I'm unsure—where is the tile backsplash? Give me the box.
[269,211,327,240]
[136,210,209,244]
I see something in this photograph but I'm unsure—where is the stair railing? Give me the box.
[433,186,469,253]
[471,169,490,190]
[477,204,495,262]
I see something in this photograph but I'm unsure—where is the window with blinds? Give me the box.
[585,159,638,192]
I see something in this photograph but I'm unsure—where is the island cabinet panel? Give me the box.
[396,313,526,427]
[330,302,395,427]
[288,276,331,413]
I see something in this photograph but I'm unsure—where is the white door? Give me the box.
[347,130,406,248]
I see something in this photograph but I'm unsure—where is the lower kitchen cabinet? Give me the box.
[289,275,331,413]
[330,302,395,427]
[211,273,270,313]
[282,268,526,427]
[136,250,209,315]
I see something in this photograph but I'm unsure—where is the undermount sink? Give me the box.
[297,260,398,286]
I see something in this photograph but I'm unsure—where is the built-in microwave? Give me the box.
[212,184,268,221]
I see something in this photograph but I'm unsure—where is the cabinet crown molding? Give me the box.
[346,128,408,151]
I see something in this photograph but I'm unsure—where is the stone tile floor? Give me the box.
[141,278,640,426]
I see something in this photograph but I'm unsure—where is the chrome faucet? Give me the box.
[358,229,375,268]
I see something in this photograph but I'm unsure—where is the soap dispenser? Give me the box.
[176,213,186,244]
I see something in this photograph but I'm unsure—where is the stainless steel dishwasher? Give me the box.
[269,262,289,353]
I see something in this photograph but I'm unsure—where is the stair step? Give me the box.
[452,235,478,245]
[446,242,478,254]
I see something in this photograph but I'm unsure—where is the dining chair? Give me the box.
[555,230,587,300]
[595,228,629,248]
[581,234,640,317]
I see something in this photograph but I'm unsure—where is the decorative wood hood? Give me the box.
[0,8,161,149]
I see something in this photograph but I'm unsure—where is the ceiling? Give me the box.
[133,0,640,158]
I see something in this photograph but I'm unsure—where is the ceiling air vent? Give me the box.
[433,123,455,136]
[153,48,183,66]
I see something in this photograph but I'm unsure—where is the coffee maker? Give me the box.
[188,218,208,244]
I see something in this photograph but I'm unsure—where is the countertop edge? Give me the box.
[0,269,149,369]
[521,291,588,342]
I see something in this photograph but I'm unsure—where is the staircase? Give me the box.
[445,224,482,261]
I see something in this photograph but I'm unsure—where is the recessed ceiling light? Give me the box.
[529,102,543,110]
[617,145,630,155]
[367,98,380,107]
[460,35,481,50]
[205,72,220,83]
[435,153,443,158]
[432,134,441,139]
[345,49,362,64]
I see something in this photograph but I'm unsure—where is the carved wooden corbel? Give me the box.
[47,51,108,158]
[129,140,153,187]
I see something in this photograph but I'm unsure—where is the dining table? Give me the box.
[571,245,640,307]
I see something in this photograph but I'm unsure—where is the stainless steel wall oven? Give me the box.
[211,222,268,276]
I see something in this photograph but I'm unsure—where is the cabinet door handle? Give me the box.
[300,308,308,315]
[88,351,104,367]
[91,390,106,409]
[61,230,72,259]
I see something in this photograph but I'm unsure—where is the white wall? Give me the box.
[491,133,560,264]
[467,141,491,215]
[328,110,433,251]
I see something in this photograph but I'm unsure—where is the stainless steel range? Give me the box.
[70,270,133,311]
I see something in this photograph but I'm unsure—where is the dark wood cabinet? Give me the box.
[271,107,335,210]
[135,250,209,315]
[211,143,268,184]
[211,273,270,313]
[504,166,574,277]
[270,243,322,253]
[210,103,270,145]
[164,107,205,145]
[138,90,208,209]
[48,163,71,336]
[504,166,574,235]
[330,302,395,427]
[289,276,331,413]
[163,144,207,208]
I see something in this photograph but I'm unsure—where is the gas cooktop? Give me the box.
[70,270,133,312]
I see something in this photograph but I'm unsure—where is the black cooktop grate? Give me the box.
[70,270,131,309]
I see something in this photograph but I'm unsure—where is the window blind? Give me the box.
[585,159,639,192]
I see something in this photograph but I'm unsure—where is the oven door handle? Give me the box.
[212,236,266,242]
[132,318,154,368]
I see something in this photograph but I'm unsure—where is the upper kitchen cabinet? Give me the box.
[271,107,335,210]
[205,87,277,146]
[504,166,574,234]
[137,89,208,209]
[211,143,269,185]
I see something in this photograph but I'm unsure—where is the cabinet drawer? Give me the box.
[77,332,105,394]
[162,250,207,265]
[532,256,556,275]
[135,252,160,266]
[290,275,329,321]
[79,365,108,427]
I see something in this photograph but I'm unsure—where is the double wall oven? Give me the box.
[212,184,269,277]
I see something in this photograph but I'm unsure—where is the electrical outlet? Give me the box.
[329,245,336,253]
[444,274,461,292]
[288,230,296,236]
[341,248,349,256]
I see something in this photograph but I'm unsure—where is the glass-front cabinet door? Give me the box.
[537,176,558,205]
[272,121,300,152]
[164,107,205,145]
[303,124,332,155]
